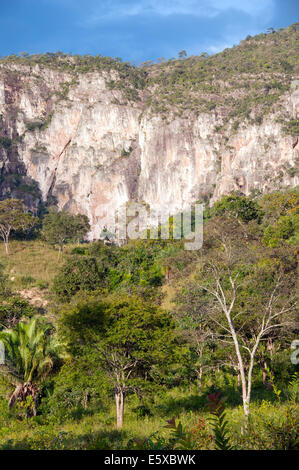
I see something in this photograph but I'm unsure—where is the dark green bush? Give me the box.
[0,295,37,330]
[212,194,263,223]
[53,256,103,301]
[43,353,108,422]
[0,136,12,149]
[283,119,299,136]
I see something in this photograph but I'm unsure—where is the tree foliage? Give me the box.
[0,199,37,254]
[41,208,90,254]
[212,194,262,223]
[0,296,37,330]
[60,294,184,427]
[53,256,103,301]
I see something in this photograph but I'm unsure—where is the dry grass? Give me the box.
[0,240,75,290]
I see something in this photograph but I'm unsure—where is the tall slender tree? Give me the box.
[197,239,297,424]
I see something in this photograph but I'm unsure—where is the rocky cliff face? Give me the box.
[0,60,298,238]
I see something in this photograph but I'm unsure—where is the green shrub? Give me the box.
[0,136,12,149]
[283,119,299,136]
[18,275,36,288]
[53,256,103,301]
[206,392,233,450]
[263,214,298,247]
[44,353,108,422]
[25,121,44,132]
[0,295,37,330]
[36,280,49,290]
[212,194,263,223]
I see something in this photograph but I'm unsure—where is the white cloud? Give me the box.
[206,0,274,16]
[150,0,274,18]
[83,0,274,24]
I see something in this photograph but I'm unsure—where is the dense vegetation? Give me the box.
[0,187,298,450]
[145,23,299,122]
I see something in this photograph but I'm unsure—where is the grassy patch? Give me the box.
[0,240,76,289]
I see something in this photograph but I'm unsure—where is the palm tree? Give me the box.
[0,318,65,416]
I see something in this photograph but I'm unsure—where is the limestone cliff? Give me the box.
[0,26,298,238]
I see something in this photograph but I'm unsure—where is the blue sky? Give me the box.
[0,0,298,63]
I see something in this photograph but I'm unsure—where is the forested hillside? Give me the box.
[0,188,298,450]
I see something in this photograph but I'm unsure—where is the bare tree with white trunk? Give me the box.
[199,240,297,424]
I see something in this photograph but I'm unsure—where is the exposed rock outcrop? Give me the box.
[0,61,298,238]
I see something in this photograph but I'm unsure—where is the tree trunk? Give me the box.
[198,367,202,391]
[237,369,240,387]
[115,390,125,429]
[226,313,248,421]
[82,390,89,409]
[9,382,39,417]
[195,368,203,392]
[197,348,203,392]
[262,360,267,385]
[58,244,63,260]
[1,229,10,255]
[243,399,250,421]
